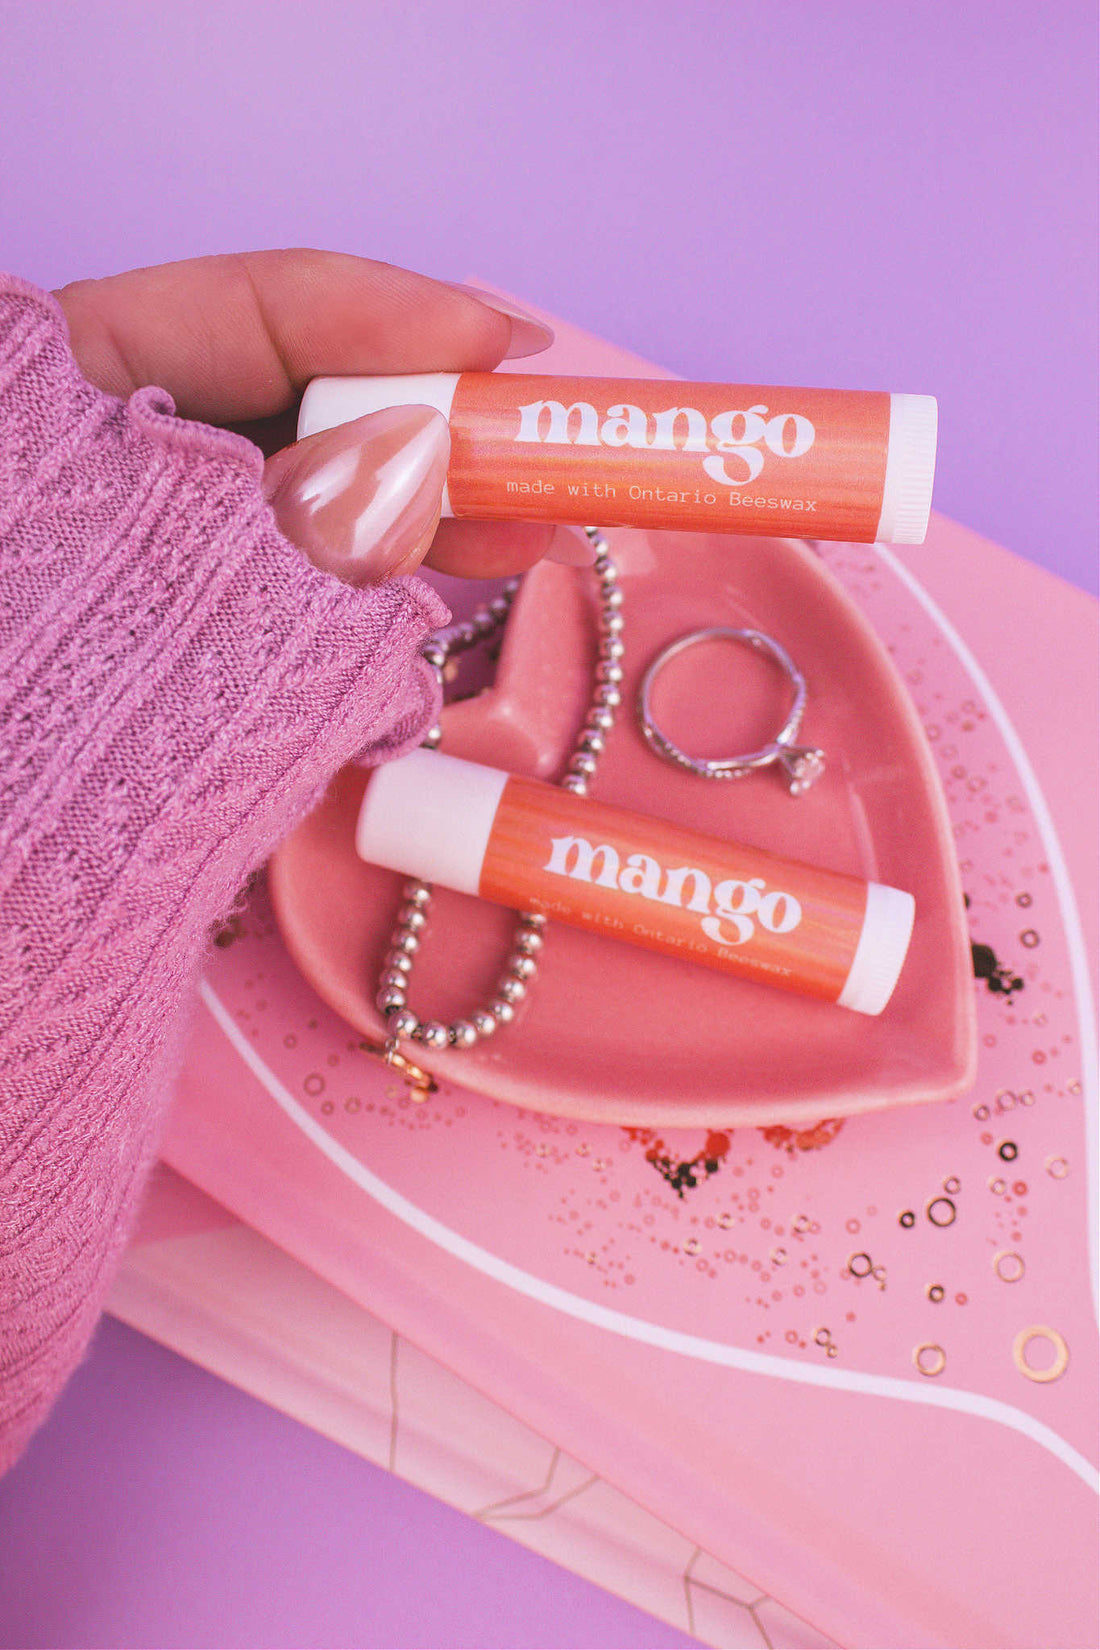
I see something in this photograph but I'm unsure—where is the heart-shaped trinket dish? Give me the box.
[269,531,976,1126]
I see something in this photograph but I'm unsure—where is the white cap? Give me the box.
[298,374,460,438]
[836,881,916,1015]
[355,747,507,895]
[875,393,938,544]
[299,375,461,515]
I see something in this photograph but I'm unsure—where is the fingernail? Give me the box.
[444,282,555,359]
[263,406,450,585]
[544,526,598,567]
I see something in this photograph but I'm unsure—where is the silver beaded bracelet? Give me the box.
[375,525,624,1067]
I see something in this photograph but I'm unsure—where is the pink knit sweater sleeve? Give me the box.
[0,276,448,1470]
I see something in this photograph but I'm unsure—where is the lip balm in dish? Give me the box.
[357,750,916,1015]
[299,372,937,544]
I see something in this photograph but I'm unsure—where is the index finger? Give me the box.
[55,249,538,426]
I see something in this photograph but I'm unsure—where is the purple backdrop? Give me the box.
[0,3,1095,1647]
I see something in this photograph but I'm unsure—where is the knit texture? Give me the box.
[0,276,448,1471]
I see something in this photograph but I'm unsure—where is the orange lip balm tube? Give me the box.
[356,750,916,1014]
[299,371,937,543]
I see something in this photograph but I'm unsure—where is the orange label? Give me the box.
[480,777,869,1002]
[447,374,890,541]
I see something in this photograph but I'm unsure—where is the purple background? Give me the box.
[0,4,1095,1647]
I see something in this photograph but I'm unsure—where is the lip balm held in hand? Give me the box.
[299,372,937,544]
[357,750,916,1014]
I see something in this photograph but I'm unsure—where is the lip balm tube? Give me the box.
[299,371,937,544]
[356,749,916,1014]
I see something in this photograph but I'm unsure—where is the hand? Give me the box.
[56,249,562,581]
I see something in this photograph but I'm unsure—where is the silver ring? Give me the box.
[637,627,826,795]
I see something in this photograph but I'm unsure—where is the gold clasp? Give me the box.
[358,1036,438,1102]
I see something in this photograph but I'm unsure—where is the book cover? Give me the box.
[115,310,1098,1650]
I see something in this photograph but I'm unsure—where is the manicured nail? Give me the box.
[263,406,450,585]
[544,527,598,567]
[445,282,555,359]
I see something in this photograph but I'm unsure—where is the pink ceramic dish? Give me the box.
[269,530,976,1125]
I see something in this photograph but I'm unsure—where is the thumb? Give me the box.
[262,405,450,585]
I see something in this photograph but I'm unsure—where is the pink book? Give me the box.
[112,309,1098,1650]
